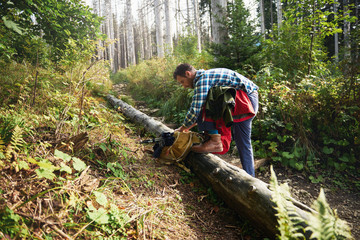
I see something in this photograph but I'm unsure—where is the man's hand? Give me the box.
[175,123,197,132]
[175,125,188,132]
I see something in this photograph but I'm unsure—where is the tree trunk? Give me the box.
[109,4,115,72]
[211,0,227,44]
[193,0,202,52]
[260,0,265,38]
[146,0,153,59]
[104,0,114,70]
[186,0,191,32]
[355,0,359,62]
[276,0,282,30]
[176,0,181,37]
[94,0,104,60]
[113,15,119,72]
[164,0,173,55]
[154,0,164,58]
[126,0,136,65]
[107,95,172,135]
[138,7,146,60]
[334,2,339,62]
[270,0,274,32]
[122,20,128,68]
[307,0,316,76]
[343,0,351,59]
[106,94,315,238]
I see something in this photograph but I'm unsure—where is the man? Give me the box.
[173,63,259,176]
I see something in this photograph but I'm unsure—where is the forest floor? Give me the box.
[113,84,360,240]
[2,87,358,239]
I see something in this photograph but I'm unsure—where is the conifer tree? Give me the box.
[209,0,262,70]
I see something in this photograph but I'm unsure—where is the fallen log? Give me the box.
[107,94,172,135]
[106,94,314,238]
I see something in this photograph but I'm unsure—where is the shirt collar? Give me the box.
[194,69,205,85]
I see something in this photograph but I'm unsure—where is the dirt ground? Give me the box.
[154,162,262,240]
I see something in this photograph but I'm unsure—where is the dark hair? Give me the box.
[173,63,195,79]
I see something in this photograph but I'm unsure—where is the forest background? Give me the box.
[0,0,359,239]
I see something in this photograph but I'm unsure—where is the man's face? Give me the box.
[176,71,194,89]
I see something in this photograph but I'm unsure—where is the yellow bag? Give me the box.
[158,131,203,164]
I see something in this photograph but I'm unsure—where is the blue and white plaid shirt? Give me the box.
[182,68,259,128]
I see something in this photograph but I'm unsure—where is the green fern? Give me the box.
[0,138,5,159]
[305,189,353,240]
[270,166,354,240]
[9,125,25,152]
[0,125,26,161]
[270,166,306,239]
[0,138,5,168]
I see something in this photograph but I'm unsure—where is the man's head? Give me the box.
[173,63,196,89]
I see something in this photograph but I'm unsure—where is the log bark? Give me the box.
[106,94,314,238]
[107,95,172,135]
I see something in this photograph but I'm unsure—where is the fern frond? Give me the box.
[0,125,26,161]
[10,125,26,152]
[5,144,13,160]
[0,138,5,159]
[269,166,306,239]
[306,188,353,240]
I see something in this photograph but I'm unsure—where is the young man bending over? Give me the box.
[173,63,259,176]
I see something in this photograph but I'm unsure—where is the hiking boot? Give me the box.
[191,134,223,153]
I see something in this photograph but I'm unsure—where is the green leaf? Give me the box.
[87,203,109,224]
[27,157,38,164]
[269,142,278,152]
[2,16,24,35]
[277,135,288,143]
[99,143,107,152]
[285,123,293,131]
[282,151,294,159]
[339,155,349,163]
[54,149,72,162]
[35,168,56,180]
[94,191,108,207]
[337,139,349,146]
[60,163,72,174]
[322,146,334,155]
[72,157,87,172]
[18,160,29,170]
[295,162,304,171]
[37,160,58,171]
[309,175,323,184]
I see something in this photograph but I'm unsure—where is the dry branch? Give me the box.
[106,94,314,238]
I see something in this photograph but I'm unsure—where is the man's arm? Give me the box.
[175,122,197,132]
[182,78,211,127]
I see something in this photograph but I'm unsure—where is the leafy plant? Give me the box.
[0,207,30,238]
[270,166,353,239]
[87,191,130,237]
[270,166,306,239]
[0,0,102,64]
[306,188,353,240]
[55,149,87,173]
[107,162,127,179]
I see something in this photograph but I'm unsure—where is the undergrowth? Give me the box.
[270,166,353,239]
[0,60,257,239]
[0,60,187,239]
